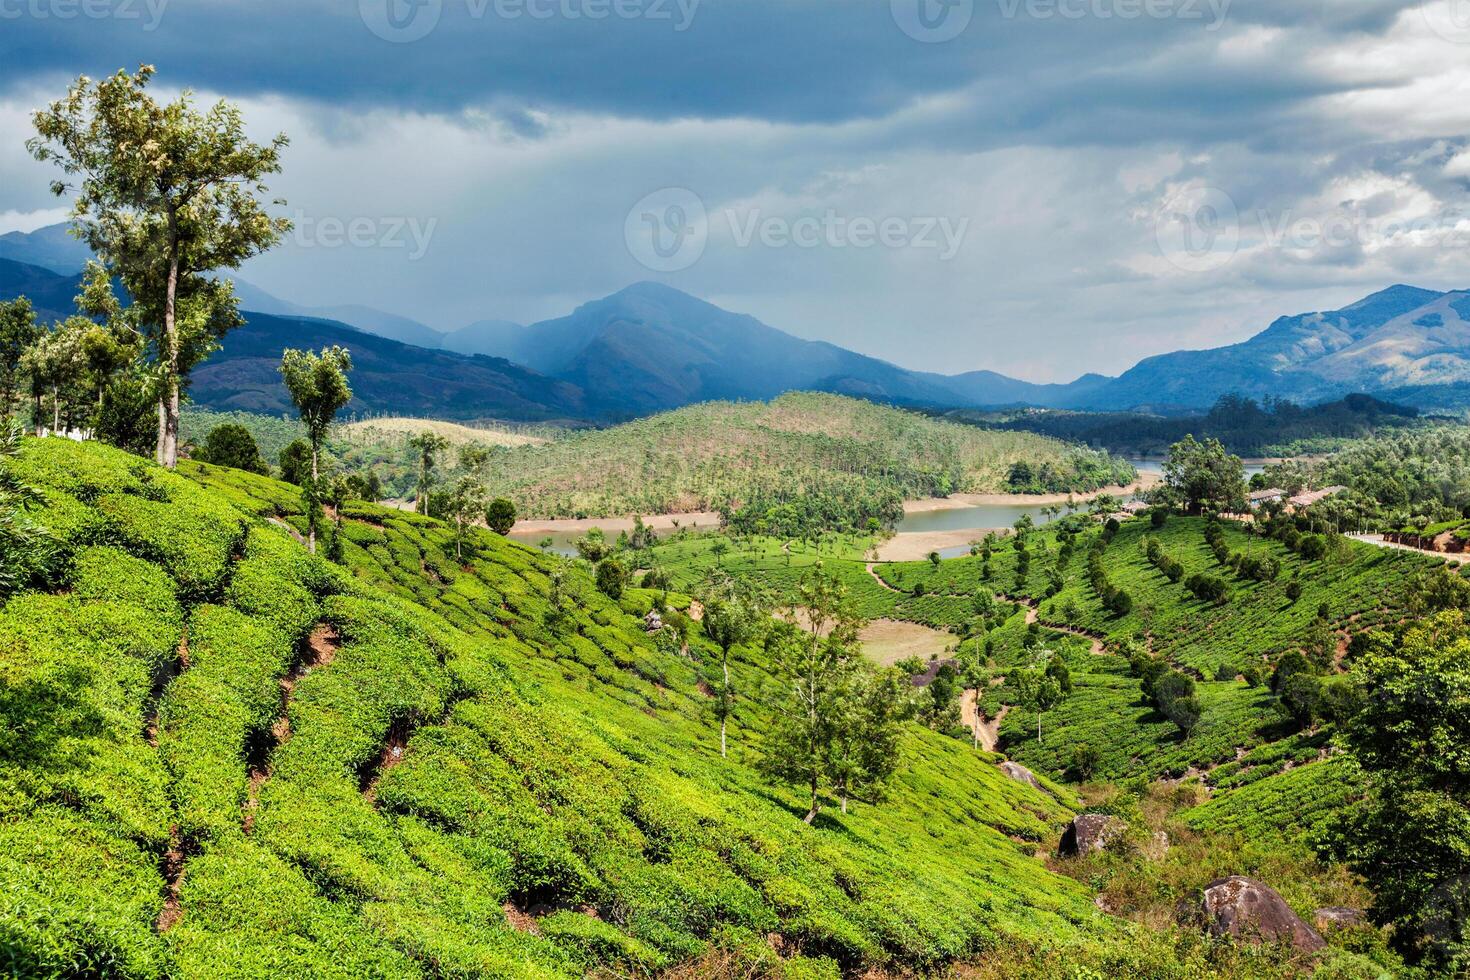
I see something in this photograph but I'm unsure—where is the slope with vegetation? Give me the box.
[472,392,1135,532]
[2,433,1141,978]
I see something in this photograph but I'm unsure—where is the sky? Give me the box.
[2,0,1470,382]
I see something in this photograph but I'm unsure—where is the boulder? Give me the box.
[1314,906,1367,931]
[1058,813,1126,857]
[1199,876,1325,952]
[999,761,1043,791]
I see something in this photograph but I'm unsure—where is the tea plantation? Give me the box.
[2,437,1128,979]
[0,438,1426,977]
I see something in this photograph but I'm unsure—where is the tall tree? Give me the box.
[829,667,914,813]
[21,318,89,435]
[279,346,353,553]
[409,432,450,516]
[1160,434,1246,514]
[760,570,864,824]
[29,65,291,467]
[702,574,767,758]
[445,476,487,562]
[0,299,41,419]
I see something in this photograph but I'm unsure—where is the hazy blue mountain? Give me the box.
[0,224,93,275]
[0,257,85,323]
[193,312,584,420]
[12,215,1470,417]
[440,319,524,356]
[491,282,1020,415]
[0,222,446,349]
[0,258,585,421]
[1077,285,1453,410]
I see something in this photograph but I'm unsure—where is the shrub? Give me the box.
[1070,742,1102,781]
[486,497,517,535]
[197,423,269,474]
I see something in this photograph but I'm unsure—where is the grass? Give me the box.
[339,416,550,447]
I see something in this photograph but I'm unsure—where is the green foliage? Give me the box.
[279,439,311,486]
[28,65,291,466]
[465,392,1135,533]
[1317,611,1470,969]
[1158,434,1246,514]
[2,434,1420,978]
[486,497,516,535]
[197,422,268,474]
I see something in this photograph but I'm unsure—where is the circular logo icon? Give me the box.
[360,0,442,43]
[1422,0,1470,43]
[891,0,973,42]
[624,188,708,273]
[1155,185,1240,273]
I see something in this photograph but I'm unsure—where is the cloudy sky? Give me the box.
[2,0,1470,381]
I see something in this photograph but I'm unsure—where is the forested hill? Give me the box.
[964,394,1429,456]
[478,392,1138,528]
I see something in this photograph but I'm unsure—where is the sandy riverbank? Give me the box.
[876,529,995,562]
[509,512,722,535]
[902,471,1161,515]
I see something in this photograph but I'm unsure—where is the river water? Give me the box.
[895,458,1266,535]
[511,458,1266,556]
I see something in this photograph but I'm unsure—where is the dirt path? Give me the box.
[996,592,1107,655]
[244,623,340,833]
[1348,533,1470,564]
[156,826,186,932]
[866,562,901,592]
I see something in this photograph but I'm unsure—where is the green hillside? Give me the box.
[476,392,1137,526]
[0,435,1146,978]
[0,434,1441,977]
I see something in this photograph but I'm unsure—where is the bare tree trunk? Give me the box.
[158,241,181,468]
[51,389,59,433]
[720,658,730,758]
[803,783,820,825]
[307,443,318,554]
[840,791,848,814]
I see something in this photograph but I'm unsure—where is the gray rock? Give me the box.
[1314,906,1367,931]
[1199,876,1326,952]
[999,761,1043,791]
[1058,813,1126,857]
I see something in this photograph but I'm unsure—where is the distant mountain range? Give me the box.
[5,221,1470,420]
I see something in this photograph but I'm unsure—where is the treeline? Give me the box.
[1262,426,1470,533]
[962,393,1426,456]
[465,393,1135,533]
